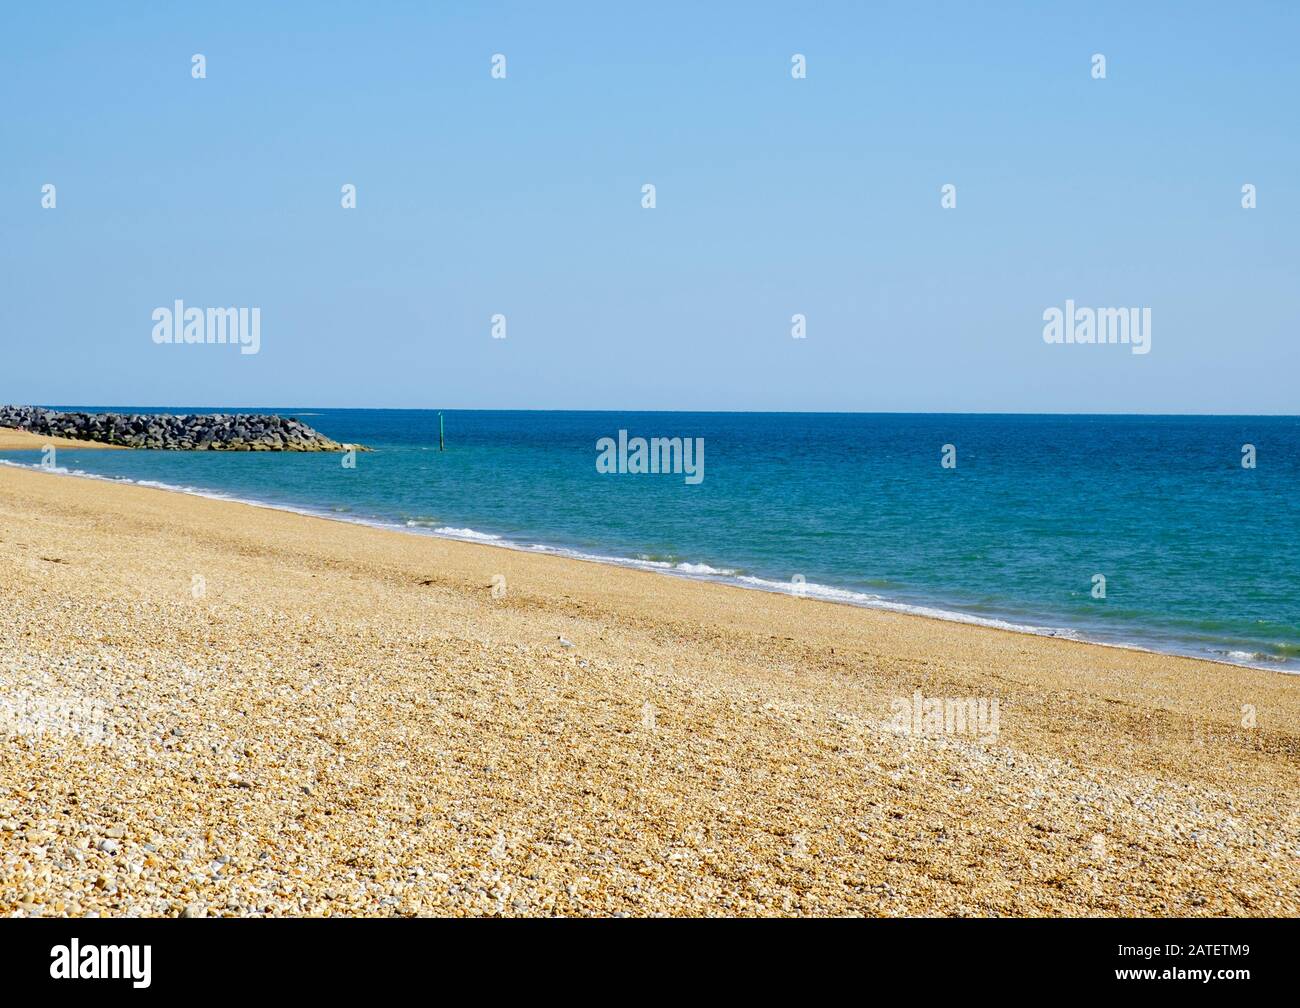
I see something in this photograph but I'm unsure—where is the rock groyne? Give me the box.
[0,406,357,452]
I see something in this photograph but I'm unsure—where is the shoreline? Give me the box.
[0,454,1291,677]
[2,460,1298,916]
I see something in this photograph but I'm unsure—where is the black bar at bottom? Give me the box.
[0,917,1283,994]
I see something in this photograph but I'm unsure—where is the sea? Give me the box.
[3,409,1297,672]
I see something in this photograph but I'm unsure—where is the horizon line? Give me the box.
[12,403,1300,419]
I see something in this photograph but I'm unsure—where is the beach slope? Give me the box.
[1,464,1296,916]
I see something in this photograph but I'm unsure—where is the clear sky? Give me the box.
[2,1,1296,413]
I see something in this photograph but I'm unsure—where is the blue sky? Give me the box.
[2,1,1296,412]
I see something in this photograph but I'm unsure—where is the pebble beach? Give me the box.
[1,460,1297,917]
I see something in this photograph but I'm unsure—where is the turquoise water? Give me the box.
[4,409,1297,671]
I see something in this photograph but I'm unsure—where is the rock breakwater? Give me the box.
[0,406,358,452]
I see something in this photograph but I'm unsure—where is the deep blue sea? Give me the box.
[4,409,1297,671]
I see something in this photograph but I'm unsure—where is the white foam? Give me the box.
[732,575,1074,635]
[431,526,502,542]
[673,562,737,575]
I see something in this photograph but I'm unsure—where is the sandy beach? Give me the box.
[1,462,1296,917]
[0,427,121,452]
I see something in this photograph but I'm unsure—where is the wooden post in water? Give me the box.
[439,411,445,452]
